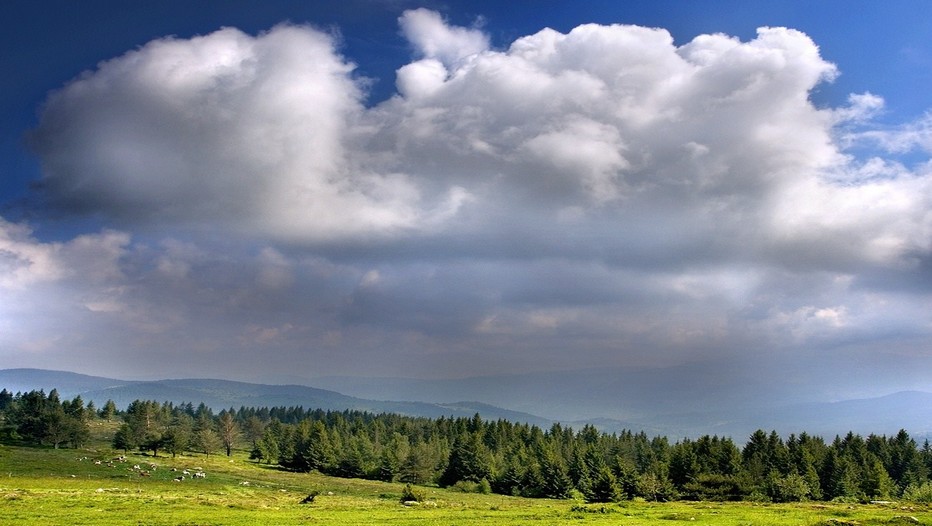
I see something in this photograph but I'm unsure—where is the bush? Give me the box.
[449,478,492,494]
[636,472,677,502]
[681,474,745,501]
[902,482,932,503]
[477,478,492,494]
[766,473,810,503]
[400,483,426,503]
[568,488,586,501]
[569,503,617,514]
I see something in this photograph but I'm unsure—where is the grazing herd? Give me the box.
[77,455,209,482]
[171,468,208,482]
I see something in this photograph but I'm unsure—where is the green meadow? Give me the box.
[0,423,929,526]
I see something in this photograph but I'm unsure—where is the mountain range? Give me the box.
[2,367,930,442]
[307,361,932,440]
[0,368,551,427]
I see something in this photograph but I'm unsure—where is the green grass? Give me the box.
[1,434,930,525]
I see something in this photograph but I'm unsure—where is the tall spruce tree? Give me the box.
[439,431,492,487]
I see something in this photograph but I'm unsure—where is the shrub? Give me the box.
[477,478,492,494]
[450,478,492,494]
[568,488,585,501]
[400,483,426,503]
[766,472,810,503]
[636,472,677,502]
[902,482,932,503]
[452,480,480,493]
[569,503,617,514]
[681,474,745,501]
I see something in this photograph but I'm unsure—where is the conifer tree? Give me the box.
[99,399,117,421]
[439,431,492,486]
[193,413,220,457]
[586,465,622,503]
[163,411,194,458]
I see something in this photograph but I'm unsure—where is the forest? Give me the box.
[2,387,932,504]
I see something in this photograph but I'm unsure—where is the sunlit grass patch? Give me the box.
[1,443,931,526]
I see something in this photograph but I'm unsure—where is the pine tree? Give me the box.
[0,388,12,412]
[193,413,220,457]
[861,456,896,499]
[669,440,699,489]
[99,399,117,421]
[537,445,573,499]
[255,424,281,464]
[163,412,194,458]
[400,440,439,485]
[113,423,136,453]
[439,432,492,486]
[586,465,622,503]
[377,432,409,482]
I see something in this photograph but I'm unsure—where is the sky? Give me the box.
[2,1,932,395]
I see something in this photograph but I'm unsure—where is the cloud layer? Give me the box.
[9,12,932,388]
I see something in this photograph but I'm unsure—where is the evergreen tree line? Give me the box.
[3,387,932,503]
[0,388,92,448]
[236,406,932,503]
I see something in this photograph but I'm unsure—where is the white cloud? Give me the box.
[854,113,932,154]
[0,218,65,288]
[0,218,129,290]
[520,117,628,202]
[397,8,489,67]
[31,25,439,242]
[833,92,885,124]
[396,58,448,99]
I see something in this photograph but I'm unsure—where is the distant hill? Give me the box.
[0,369,551,427]
[309,365,932,440]
[3,368,929,441]
[0,368,130,395]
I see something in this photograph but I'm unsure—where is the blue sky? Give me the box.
[2,1,932,401]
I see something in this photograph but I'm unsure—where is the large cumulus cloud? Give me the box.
[31,13,932,266]
[12,11,932,385]
[30,24,455,241]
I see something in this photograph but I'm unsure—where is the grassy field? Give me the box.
[1,423,930,525]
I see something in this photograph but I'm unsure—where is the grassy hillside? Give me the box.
[1,422,930,525]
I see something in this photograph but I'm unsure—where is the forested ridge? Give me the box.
[3,386,932,503]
